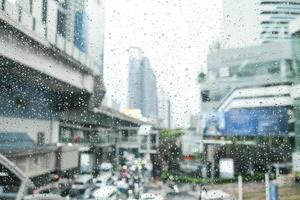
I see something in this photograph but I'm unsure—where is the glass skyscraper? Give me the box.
[128,48,158,120]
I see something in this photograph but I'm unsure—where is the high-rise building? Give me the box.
[128,48,158,120]
[221,0,300,47]
[157,87,172,128]
[167,99,171,128]
[142,57,158,119]
[260,0,300,43]
[200,41,296,176]
[54,0,87,49]
[128,48,144,111]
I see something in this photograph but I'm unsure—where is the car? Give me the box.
[81,186,99,199]
[91,186,118,200]
[23,194,66,200]
[99,162,113,176]
[33,179,72,197]
[66,189,84,200]
[71,175,93,190]
[140,193,164,200]
[201,190,232,200]
[116,178,129,194]
[94,174,113,188]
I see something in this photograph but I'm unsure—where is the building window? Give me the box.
[42,0,47,23]
[32,17,36,31]
[41,154,49,169]
[34,157,38,165]
[150,134,157,150]
[140,135,147,150]
[29,0,33,14]
[73,130,84,143]
[60,127,72,142]
[18,6,22,22]
[57,10,66,37]
[37,132,45,145]
[1,0,5,11]
[121,130,129,141]
[201,90,210,102]
[74,11,87,52]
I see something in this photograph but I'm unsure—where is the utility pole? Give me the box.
[265,173,270,200]
[211,146,215,179]
[238,175,243,200]
[115,130,120,168]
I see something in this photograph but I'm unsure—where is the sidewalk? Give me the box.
[197,181,300,200]
[145,179,300,200]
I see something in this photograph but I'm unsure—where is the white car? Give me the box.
[116,178,129,192]
[140,193,164,200]
[201,190,232,200]
[91,186,118,200]
[94,174,113,187]
[24,194,66,200]
[99,162,113,174]
[71,174,93,190]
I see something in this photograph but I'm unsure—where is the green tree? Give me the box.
[198,72,206,83]
[156,129,183,174]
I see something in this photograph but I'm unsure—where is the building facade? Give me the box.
[260,0,300,43]
[128,47,144,111]
[200,41,297,176]
[128,47,158,120]
[221,0,300,47]
[0,0,105,183]
[157,87,172,128]
[202,41,295,135]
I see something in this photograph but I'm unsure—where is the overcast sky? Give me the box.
[103,0,222,127]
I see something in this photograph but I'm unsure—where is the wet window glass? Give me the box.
[2,0,300,199]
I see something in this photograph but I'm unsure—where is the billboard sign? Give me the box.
[219,158,234,178]
[203,112,225,136]
[223,107,288,136]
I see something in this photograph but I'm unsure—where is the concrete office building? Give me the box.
[200,41,298,176]
[181,115,202,156]
[221,0,300,47]
[0,0,105,183]
[260,0,300,43]
[157,87,172,128]
[128,48,158,120]
[167,99,171,128]
[53,0,105,72]
[128,48,143,111]
[57,0,86,46]
[142,57,158,120]
[202,41,295,132]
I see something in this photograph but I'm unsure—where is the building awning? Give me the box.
[0,132,57,157]
[60,108,143,129]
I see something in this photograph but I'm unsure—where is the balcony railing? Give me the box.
[0,0,100,72]
[60,135,117,146]
[120,136,138,143]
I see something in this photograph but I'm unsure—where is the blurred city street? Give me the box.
[3,0,300,199]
